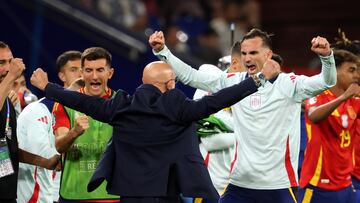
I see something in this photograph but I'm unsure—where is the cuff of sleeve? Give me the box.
[319,50,335,65]
[44,83,52,95]
[152,45,170,61]
[319,50,333,59]
[251,73,266,87]
[44,83,59,101]
[256,72,267,86]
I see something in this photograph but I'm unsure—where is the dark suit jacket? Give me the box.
[44,77,258,198]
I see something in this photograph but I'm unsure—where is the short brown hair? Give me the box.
[231,41,241,56]
[241,28,273,50]
[81,47,112,68]
[56,50,82,73]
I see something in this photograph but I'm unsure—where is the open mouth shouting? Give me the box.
[246,64,257,74]
[86,81,105,96]
[90,81,102,90]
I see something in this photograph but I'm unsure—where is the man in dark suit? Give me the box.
[30,61,280,203]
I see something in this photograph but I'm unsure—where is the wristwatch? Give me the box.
[257,72,266,86]
[251,72,266,87]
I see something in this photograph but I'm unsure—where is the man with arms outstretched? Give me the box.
[149,29,337,203]
[30,59,280,203]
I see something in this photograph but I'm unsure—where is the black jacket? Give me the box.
[44,77,258,198]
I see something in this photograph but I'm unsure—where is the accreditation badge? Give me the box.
[0,138,14,178]
[5,126,11,140]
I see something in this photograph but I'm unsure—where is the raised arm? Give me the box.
[280,37,337,102]
[0,58,25,109]
[30,68,128,124]
[177,61,281,122]
[310,36,337,87]
[306,37,336,89]
[308,84,360,123]
[149,31,227,93]
[178,77,258,122]
[53,112,89,153]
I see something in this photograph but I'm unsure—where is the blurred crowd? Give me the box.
[70,0,260,65]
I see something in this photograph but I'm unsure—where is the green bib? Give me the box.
[60,96,119,200]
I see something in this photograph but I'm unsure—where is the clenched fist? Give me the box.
[8,58,25,81]
[73,115,90,137]
[262,59,281,80]
[30,68,49,91]
[311,36,331,56]
[149,31,165,52]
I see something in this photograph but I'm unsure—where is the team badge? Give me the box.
[347,106,356,120]
[250,94,261,109]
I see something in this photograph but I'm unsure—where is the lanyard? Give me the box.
[5,98,10,131]
[1,98,11,140]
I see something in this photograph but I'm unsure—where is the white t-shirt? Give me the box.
[155,46,336,189]
[17,100,59,203]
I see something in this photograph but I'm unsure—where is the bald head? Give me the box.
[142,61,176,92]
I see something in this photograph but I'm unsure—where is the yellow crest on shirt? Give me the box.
[347,106,356,120]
